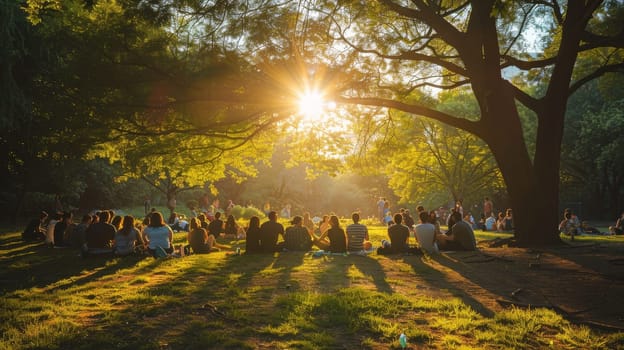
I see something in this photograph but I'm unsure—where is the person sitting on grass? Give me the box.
[168,212,188,232]
[415,211,439,254]
[559,211,578,241]
[437,211,477,251]
[143,211,174,257]
[187,217,225,254]
[377,213,416,255]
[259,211,285,253]
[70,214,92,249]
[208,211,225,238]
[609,212,624,235]
[53,211,73,247]
[283,216,313,251]
[83,211,116,256]
[485,213,497,231]
[22,211,48,242]
[314,215,347,253]
[113,215,144,256]
[224,214,245,239]
[318,215,330,236]
[245,216,262,254]
[346,212,371,252]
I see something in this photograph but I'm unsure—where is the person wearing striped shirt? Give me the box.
[346,212,370,252]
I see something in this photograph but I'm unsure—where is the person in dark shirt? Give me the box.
[283,216,313,251]
[207,211,225,238]
[315,215,347,253]
[22,211,48,241]
[378,213,410,254]
[85,211,116,251]
[245,216,262,253]
[437,211,477,251]
[259,211,285,253]
[53,211,73,247]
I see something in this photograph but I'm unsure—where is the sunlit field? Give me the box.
[2,221,623,350]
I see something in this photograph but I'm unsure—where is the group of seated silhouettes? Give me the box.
[22,205,477,258]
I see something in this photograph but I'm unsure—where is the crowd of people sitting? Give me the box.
[21,203,481,259]
[21,202,622,259]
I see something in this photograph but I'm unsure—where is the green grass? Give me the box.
[1,227,622,350]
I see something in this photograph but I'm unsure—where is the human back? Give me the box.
[346,212,369,252]
[415,211,438,254]
[259,211,284,253]
[326,215,347,253]
[143,212,173,253]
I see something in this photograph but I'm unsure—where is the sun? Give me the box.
[298,90,325,121]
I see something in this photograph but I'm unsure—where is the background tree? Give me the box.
[293,0,624,245]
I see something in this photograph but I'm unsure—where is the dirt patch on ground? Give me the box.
[420,240,624,330]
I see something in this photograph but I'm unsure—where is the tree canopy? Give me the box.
[6,1,624,246]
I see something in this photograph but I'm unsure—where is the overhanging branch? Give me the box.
[337,96,480,135]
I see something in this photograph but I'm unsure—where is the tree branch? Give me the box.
[337,96,480,135]
[569,62,624,96]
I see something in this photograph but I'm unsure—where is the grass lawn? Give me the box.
[1,222,623,349]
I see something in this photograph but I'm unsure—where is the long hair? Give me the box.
[190,217,200,231]
[249,216,260,230]
[120,215,135,236]
[329,215,340,228]
[149,212,165,227]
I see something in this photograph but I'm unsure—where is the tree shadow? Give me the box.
[350,254,393,293]
[0,237,150,294]
[401,252,498,318]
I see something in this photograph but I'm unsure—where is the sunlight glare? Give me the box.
[298,90,325,121]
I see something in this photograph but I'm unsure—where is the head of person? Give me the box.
[505,208,513,217]
[291,216,302,226]
[226,215,236,225]
[81,214,92,224]
[329,215,340,228]
[417,205,425,213]
[122,215,134,230]
[111,215,122,229]
[190,217,200,231]
[98,210,110,224]
[419,211,429,224]
[394,213,403,224]
[352,212,360,224]
[149,212,165,227]
[268,211,277,221]
[564,211,572,220]
[121,215,135,235]
[249,216,260,229]
[197,213,206,222]
[452,211,463,222]
[214,211,221,220]
[428,210,437,223]
[498,212,504,220]
[39,211,49,221]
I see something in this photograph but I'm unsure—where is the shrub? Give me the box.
[230,205,265,220]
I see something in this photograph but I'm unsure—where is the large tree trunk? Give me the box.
[477,81,563,247]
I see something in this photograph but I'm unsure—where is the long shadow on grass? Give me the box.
[0,235,149,294]
[400,254,497,317]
